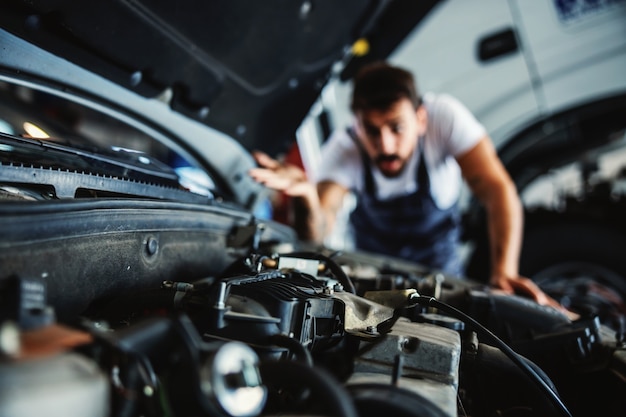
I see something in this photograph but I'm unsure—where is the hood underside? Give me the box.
[0,0,439,156]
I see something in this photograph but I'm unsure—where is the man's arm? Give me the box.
[456,137,521,281]
[316,180,350,242]
[249,151,348,243]
[455,136,552,302]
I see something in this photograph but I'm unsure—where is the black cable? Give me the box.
[260,360,359,417]
[283,251,357,294]
[268,334,314,367]
[409,295,573,417]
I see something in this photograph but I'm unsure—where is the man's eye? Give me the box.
[365,127,379,137]
[391,124,404,133]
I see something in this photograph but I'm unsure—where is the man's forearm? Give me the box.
[486,182,524,282]
[290,183,326,243]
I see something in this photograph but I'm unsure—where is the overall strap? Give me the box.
[346,127,376,195]
[416,137,430,193]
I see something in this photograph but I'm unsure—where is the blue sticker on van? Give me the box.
[554,0,625,22]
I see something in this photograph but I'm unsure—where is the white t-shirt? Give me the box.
[314,93,486,209]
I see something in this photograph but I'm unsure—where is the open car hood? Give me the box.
[0,0,440,156]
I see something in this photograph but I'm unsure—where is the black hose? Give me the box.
[260,360,359,417]
[268,334,314,367]
[410,295,573,417]
[283,251,357,294]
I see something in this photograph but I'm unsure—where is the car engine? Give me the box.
[2,237,625,417]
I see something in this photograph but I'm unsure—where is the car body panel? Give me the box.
[0,0,432,156]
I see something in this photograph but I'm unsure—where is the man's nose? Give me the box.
[378,128,396,154]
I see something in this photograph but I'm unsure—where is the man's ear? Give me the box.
[416,105,428,135]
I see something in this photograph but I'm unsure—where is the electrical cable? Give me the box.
[283,251,357,294]
[260,360,359,417]
[408,294,573,417]
[268,334,314,367]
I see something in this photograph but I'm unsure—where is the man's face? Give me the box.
[354,98,426,177]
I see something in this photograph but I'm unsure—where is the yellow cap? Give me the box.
[351,38,370,57]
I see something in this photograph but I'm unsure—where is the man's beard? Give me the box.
[375,154,400,164]
[374,154,405,177]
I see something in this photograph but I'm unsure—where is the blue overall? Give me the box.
[349,138,463,275]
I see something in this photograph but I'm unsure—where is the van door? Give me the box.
[390,0,537,148]
[510,0,626,113]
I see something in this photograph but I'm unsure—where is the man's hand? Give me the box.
[249,151,313,197]
[492,274,579,320]
[249,151,325,241]
[491,274,549,303]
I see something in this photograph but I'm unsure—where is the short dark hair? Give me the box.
[350,62,421,112]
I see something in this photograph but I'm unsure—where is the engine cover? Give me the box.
[204,271,345,353]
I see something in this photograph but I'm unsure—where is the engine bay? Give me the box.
[2,244,625,417]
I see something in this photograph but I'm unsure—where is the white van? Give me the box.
[309,0,626,322]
